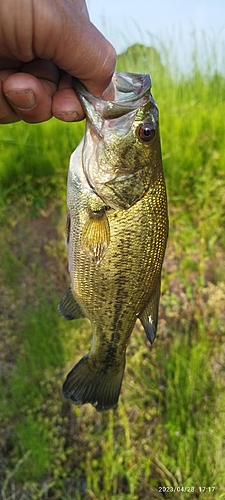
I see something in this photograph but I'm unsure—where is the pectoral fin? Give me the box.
[139,282,161,344]
[81,209,110,265]
[58,286,85,320]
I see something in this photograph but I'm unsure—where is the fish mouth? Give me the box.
[72,73,159,210]
[72,72,153,126]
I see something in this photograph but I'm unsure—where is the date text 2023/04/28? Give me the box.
[158,486,216,494]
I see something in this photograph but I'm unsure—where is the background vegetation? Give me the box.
[0,39,225,499]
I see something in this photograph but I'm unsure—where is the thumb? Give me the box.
[38,1,116,97]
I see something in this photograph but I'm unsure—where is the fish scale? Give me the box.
[59,72,168,411]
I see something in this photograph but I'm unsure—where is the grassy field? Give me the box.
[0,41,225,500]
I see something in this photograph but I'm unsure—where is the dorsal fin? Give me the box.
[138,282,161,344]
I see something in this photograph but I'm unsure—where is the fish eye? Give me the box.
[138,123,155,142]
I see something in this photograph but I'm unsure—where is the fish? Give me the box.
[59,72,168,412]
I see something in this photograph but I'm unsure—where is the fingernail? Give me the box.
[54,111,80,122]
[5,90,37,110]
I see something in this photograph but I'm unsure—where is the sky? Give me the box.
[87,0,225,73]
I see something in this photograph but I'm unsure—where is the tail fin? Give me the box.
[63,355,125,411]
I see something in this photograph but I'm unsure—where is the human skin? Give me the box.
[0,0,116,124]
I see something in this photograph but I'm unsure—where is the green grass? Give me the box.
[0,38,225,500]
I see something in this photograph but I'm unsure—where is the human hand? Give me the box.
[0,0,116,124]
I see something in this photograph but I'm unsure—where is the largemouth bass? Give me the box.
[59,72,168,411]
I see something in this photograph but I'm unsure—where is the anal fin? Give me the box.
[58,286,85,320]
[138,282,161,344]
